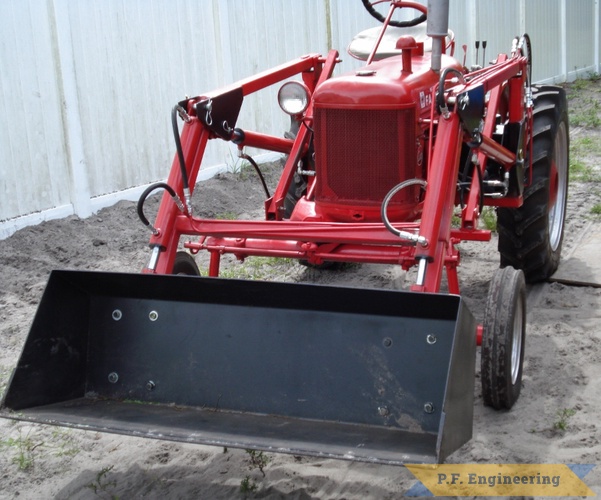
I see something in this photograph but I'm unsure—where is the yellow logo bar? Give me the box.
[405,464,596,497]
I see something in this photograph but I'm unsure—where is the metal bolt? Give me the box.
[148,310,159,321]
[108,372,119,384]
[426,334,437,345]
[112,309,122,321]
[378,406,390,417]
[382,337,393,348]
[146,381,156,391]
[424,402,435,414]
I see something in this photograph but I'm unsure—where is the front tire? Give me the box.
[172,251,200,276]
[481,266,527,410]
[497,85,569,283]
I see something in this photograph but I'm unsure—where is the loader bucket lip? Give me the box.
[2,398,439,465]
[1,270,476,465]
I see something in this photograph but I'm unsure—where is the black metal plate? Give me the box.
[1,270,476,464]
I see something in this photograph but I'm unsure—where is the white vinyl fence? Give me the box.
[1,0,600,238]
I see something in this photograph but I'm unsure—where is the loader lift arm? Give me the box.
[145,51,340,275]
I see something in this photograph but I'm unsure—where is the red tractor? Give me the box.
[2,0,568,465]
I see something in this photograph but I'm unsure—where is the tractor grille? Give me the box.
[314,107,416,205]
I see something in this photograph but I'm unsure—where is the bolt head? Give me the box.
[378,406,390,417]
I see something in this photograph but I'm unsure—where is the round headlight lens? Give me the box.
[278,81,310,115]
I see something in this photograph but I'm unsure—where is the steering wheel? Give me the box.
[361,0,427,28]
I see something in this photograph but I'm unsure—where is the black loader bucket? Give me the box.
[1,270,476,465]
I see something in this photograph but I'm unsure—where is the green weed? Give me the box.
[553,407,577,431]
[87,465,118,497]
[239,449,271,494]
[50,429,80,458]
[590,203,601,216]
[245,449,270,477]
[219,256,295,280]
[1,427,43,471]
[587,71,601,82]
[572,136,601,154]
[480,206,497,231]
[240,475,258,494]
[451,212,462,228]
[568,74,601,94]
[570,78,589,93]
[567,74,601,127]
[569,159,599,182]
[569,136,601,182]
[214,211,238,220]
[225,150,252,179]
[570,101,601,128]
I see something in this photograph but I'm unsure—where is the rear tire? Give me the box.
[481,266,526,410]
[497,85,569,283]
[172,251,200,276]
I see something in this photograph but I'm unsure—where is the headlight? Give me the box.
[278,81,310,116]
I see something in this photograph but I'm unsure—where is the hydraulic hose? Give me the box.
[137,182,185,235]
[436,67,465,114]
[239,152,271,199]
[172,105,189,191]
[380,179,428,245]
[172,105,192,214]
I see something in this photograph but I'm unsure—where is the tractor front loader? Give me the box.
[1,0,568,465]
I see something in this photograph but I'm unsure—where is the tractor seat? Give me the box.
[348,25,454,61]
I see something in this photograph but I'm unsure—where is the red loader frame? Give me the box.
[143,49,530,298]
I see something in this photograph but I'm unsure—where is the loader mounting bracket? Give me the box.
[190,86,244,140]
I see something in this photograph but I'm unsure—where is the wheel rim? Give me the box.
[548,120,568,252]
[510,294,524,385]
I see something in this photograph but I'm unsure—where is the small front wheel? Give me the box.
[481,266,527,410]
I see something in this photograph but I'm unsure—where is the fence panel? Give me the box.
[0,0,71,224]
[1,0,599,238]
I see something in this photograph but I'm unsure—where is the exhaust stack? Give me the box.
[427,0,450,72]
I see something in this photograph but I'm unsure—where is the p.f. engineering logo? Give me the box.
[405,464,596,497]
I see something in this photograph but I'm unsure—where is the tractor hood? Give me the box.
[313,53,461,109]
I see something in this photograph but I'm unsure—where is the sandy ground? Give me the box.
[1,79,600,499]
